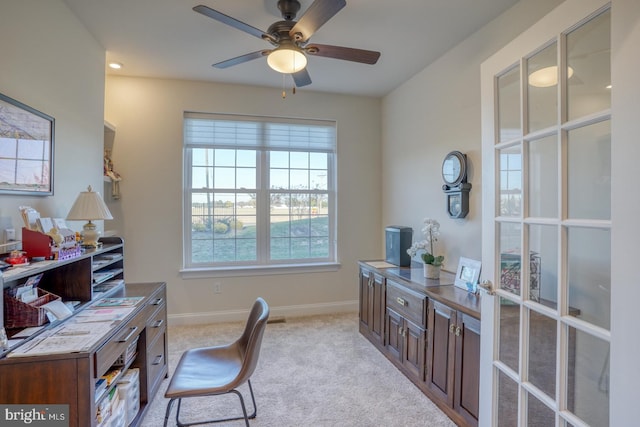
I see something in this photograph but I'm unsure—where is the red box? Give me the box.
[21,228,53,259]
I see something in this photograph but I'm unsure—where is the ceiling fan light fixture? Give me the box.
[529,65,574,88]
[267,47,307,74]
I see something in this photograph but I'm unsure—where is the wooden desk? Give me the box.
[0,282,167,427]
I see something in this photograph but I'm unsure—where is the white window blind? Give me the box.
[183,112,337,272]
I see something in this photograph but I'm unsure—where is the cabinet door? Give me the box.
[403,317,426,380]
[385,308,402,361]
[426,299,456,406]
[359,268,371,330]
[454,313,480,426]
[370,273,385,343]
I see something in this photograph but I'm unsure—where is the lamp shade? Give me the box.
[66,186,113,221]
[267,47,307,74]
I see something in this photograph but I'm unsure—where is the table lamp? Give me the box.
[66,185,113,247]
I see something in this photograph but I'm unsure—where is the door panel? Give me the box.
[403,317,425,379]
[385,308,402,361]
[455,314,481,425]
[427,300,456,405]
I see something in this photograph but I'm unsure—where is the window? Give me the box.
[183,113,336,273]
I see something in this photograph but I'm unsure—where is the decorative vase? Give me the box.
[424,263,440,280]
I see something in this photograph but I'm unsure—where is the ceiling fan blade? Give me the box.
[305,44,380,64]
[289,0,346,43]
[292,68,312,87]
[193,5,275,42]
[213,50,271,69]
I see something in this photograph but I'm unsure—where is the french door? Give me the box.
[479,1,611,426]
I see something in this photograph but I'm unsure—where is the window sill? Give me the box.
[180,262,341,279]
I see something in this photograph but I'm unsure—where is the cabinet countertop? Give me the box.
[359,260,481,319]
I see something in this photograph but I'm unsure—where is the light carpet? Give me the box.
[140,312,456,427]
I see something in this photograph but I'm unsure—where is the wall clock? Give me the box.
[442,151,471,218]
[442,151,466,186]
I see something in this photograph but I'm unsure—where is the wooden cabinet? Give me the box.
[0,239,167,427]
[426,299,480,426]
[0,282,167,427]
[358,261,480,427]
[385,280,427,379]
[358,266,385,346]
[386,308,425,379]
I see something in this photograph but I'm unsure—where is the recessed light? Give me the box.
[108,62,123,70]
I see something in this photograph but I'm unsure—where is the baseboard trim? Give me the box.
[168,300,359,326]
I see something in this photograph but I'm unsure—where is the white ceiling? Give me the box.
[62,0,522,97]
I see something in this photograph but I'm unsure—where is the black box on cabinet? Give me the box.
[385,226,413,267]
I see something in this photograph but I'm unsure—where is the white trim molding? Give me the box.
[168,299,358,326]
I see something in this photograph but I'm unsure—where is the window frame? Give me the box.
[181,113,339,278]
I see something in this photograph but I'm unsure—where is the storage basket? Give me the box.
[3,288,61,329]
[114,336,138,366]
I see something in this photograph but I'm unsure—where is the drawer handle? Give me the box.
[153,319,164,328]
[396,297,406,306]
[118,326,139,343]
[152,354,164,365]
[152,298,164,306]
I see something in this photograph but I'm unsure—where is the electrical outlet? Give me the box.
[4,228,15,242]
[213,282,222,294]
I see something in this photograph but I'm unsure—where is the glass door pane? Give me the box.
[528,135,558,218]
[566,327,609,426]
[498,65,521,142]
[499,297,520,372]
[567,9,611,121]
[527,43,558,132]
[527,391,555,426]
[567,227,611,330]
[567,120,611,220]
[528,309,556,397]
[499,222,522,296]
[499,146,522,217]
[528,224,558,308]
[497,370,519,427]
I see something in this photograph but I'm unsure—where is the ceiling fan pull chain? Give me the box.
[282,73,287,98]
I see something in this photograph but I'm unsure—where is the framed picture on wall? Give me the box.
[0,93,55,196]
[454,257,482,293]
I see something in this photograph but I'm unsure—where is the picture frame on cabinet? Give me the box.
[454,257,481,293]
[0,93,55,196]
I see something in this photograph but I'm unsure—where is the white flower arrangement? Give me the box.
[407,218,444,266]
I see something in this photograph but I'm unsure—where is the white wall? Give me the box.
[381,0,564,271]
[104,76,381,322]
[0,1,105,244]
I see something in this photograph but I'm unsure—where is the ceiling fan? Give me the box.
[193,0,381,87]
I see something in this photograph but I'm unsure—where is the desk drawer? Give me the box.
[146,302,166,346]
[147,331,167,396]
[386,280,426,327]
[94,309,146,378]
